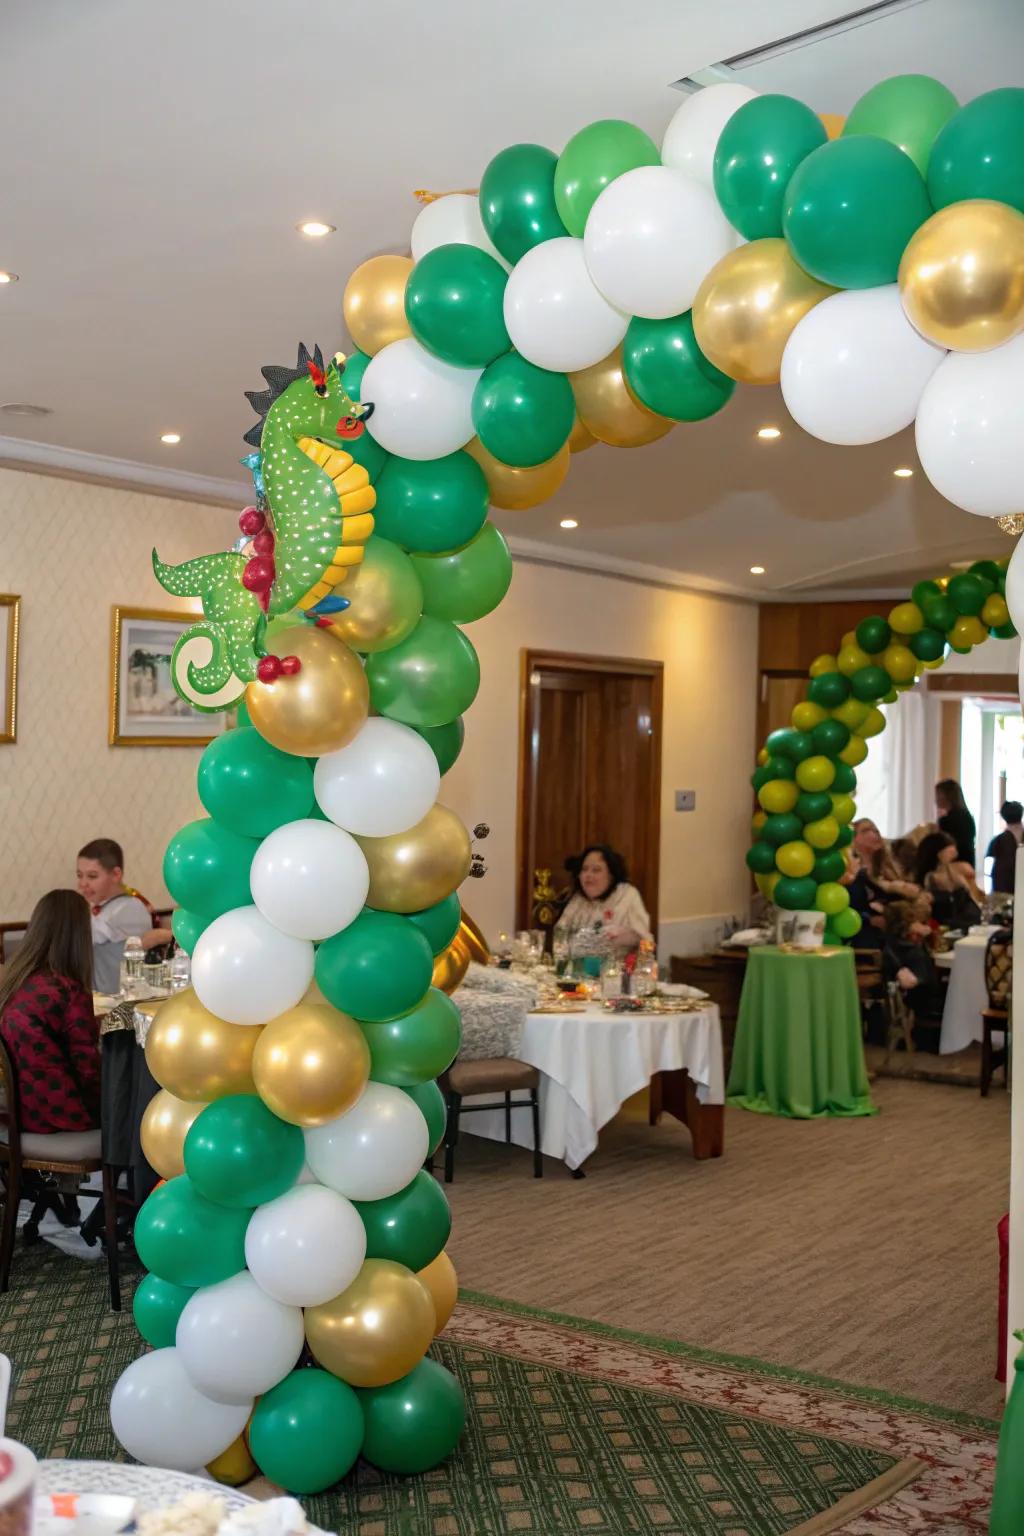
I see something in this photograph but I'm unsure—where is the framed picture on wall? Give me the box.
[109,606,228,747]
[0,594,20,744]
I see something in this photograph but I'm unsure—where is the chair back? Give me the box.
[0,1037,23,1178]
[985,929,1013,1011]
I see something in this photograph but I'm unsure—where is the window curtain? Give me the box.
[854,689,938,840]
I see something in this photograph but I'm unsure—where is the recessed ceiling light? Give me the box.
[560,518,578,529]
[750,565,766,575]
[0,402,51,417]
[757,426,781,440]
[0,272,18,285]
[160,432,181,445]
[296,221,335,238]
[893,466,914,478]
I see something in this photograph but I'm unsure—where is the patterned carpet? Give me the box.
[0,1241,1000,1534]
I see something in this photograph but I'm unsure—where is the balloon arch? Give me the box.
[110,77,1024,1489]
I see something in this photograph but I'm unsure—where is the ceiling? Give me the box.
[1,0,1019,601]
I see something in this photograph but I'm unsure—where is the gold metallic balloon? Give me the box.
[417,1250,458,1335]
[568,414,598,453]
[305,1259,436,1387]
[246,625,369,758]
[252,1001,370,1128]
[326,537,423,655]
[898,200,1024,352]
[432,930,471,994]
[206,1432,257,1488]
[343,254,413,355]
[463,436,570,510]
[357,804,471,913]
[819,113,845,140]
[570,347,675,447]
[145,990,261,1102]
[140,1090,208,1181]
[460,911,490,964]
[693,239,835,385]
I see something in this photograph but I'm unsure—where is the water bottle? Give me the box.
[120,935,144,998]
[169,950,191,993]
[632,939,658,999]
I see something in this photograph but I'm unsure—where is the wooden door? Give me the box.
[517,651,663,932]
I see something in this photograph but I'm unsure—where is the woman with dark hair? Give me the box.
[935,779,976,868]
[555,844,652,958]
[0,889,100,1134]
[915,831,982,929]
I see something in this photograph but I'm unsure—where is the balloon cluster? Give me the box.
[747,561,1016,937]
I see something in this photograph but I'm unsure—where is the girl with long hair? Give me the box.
[915,830,983,929]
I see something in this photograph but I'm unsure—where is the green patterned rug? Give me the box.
[0,1241,996,1533]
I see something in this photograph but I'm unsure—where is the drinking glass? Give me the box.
[169,951,191,992]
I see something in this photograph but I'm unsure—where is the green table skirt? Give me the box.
[727,946,876,1119]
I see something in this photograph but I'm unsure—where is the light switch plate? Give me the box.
[675,790,696,812]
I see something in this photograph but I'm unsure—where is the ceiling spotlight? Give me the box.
[0,272,18,285]
[750,565,766,575]
[160,432,182,445]
[560,518,579,529]
[757,426,781,440]
[893,466,914,478]
[296,221,335,238]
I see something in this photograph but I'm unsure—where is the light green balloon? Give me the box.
[555,119,660,236]
[411,524,512,623]
[843,73,958,178]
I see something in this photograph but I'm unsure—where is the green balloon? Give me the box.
[761,812,803,848]
[855,616,891,654]
[367,615,480,727]
[373,452,489,554]
[405,244,510,368]
[766,728,813,761]
[774,875,818,911]
[412,523,513,624]
[807,672,851,708]
[835,823,855,848]
[134,1176,249,1289]
[162,818,258,920]
[832,763,857,795]
[406,893,462,955]
[843,74,958,177]
[132,1273,195,1349]
[412,717,465,776]
[929,87,1024,211]
[815,881,850,918]
[994,621,1019,640]
[910,627,945,662]
[623,312,734,421]
[472,353,574,468]
[354,1170,451,1271]
[795,791,832,825]
[812,719,849,756]
[317,910,433,1022]
[783,136,932,288]
[342,350,371,400]
[554,119,659,237]
[833,907,862,940]
[947,571,989,615]
[970,559,1003,586]
[361,987,461,1086]
[234,698,252,727]
[813,850,846,884]
[920,592,956,631]
[170,908,211,956]
[911,580,941,609]
[401,1081,447,1157]
[184,1095,304,1209]
[358,1357,466,1475]
[714,93,827,238]
[479,144,567,265]
[750,765,770,791]
[249,1369,363,1495]
[746,841,777,874]
[754,755,795,784]
[197,727,314,838]
[851,665,890,702]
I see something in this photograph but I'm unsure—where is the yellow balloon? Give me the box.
[757,747,770,766]
[206,1432,257,1487]
[570,346,675,447]
[145,991,261,1103]
[462,436,570,510]
[568,414,598,453]
[855,706,887,739]
[252,1002,370,1128]
[357,804,471,913]
[888,601,924,636]
[326,538,423,655]
[791,701,827,732]
[776,840,814,878]
[809,654,837,678]
[898,200,1024,352]
[755,871,780,899]
[342,254,413,355]
[983,593,1010,628]
[246,625,369,758]
[751,810,768,835]
[140,1090,208,1181]
[951,614,988,648]
[757,779,799,815]
[830,793,857,826]
[840,631,858,651]
[840,735,869,767]
[796,755,836,792]
[692,238,835,384]
[819,112,845,140]
[305,1259,435,1388]
[922,655,946,670]
[832,697,871,731]
[804,814,841,850]
[417,1250,458,1335]
[432,929,472,994]
[837,643,871,677]
[882,643,917,684]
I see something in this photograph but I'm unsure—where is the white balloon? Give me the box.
[780,286,946,446]
[662,83,759,190]
[916,333,1024,516]
[583,166,737,320]
[110,1348,250,1471]
[411,193,509,271]
[363,339,480,460]
[191,906,313,1025]
[245,1184,367,1307]
[503,237,628,373]
[1005,538,1024,634]
[314,719,440,838]
[176,1271,304,1405]
[304,1082,429,1201]
[250,818,369,942]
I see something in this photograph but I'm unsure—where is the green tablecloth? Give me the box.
[727,946,876,1119]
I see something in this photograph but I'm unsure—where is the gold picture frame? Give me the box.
[109,606,227,748]
[0,595,20,744]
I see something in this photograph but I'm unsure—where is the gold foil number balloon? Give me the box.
[570,347,674,448]
[343,254,413,355]
[246,625,369,758]
[899,200,1024,352]
[304,1259,436,1387]
[252,1001,370,1128]
[462,437,571,510]
[693,238,835,385]
[145,990,261,1102]
[140,1090,208,1181]
[356,804,472,913]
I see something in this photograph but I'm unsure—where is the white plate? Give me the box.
[39,1462,255,1514]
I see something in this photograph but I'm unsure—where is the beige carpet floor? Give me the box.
[444,1077,1010,1418]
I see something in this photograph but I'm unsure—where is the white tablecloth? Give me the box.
[461,1003,725,1170]
[939,930,1000,1054]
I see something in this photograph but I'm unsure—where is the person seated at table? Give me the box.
[882,900,943,1047]
[935,778,977,868]
[845,820,919,938]
[556,844,652,965]
[914,831,982,929]
[76,838,164,994]
[987,800,1023,895]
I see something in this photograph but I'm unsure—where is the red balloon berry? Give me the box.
[239,506,266,536]
[257,655,283,683]
[252,530,276,557]
[279,655,302,677]
[242,556,275,592]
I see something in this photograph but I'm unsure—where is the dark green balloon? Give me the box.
[970,559,1003,586]
[373,452,489,554]
[928,88,1024,212]
[249,1369,363,1495]
[751,765,770,791]
[622,312,734,421]
[163,818,258,919]
[412,523,513,623]
[811,719,849,756]
[947,571,989,615]
[197,727,314,838]
[342,350,371,400]
[714,93,827,238]
[133,1273,195,1349]
[746,841,777,874]
[763,754,796,780]
[358,1357,466,1475]
[479,144,567,265]
[472,353,574,468]
[774,875,819,911]
[832,762,857,794]
[361,988,461,1086]
[761,812,803,848]
[367,615,480,728]
[765,727,814,761]
[994,621,1019,640]
[795,791,833,825]
[783,136,932,288]
[234,697,252,727]
[405,244,510,369]
[836,823,855,848]
[316,911,434,1022]
[354,1170,451,1271]
[134,1176,249,1289]
[855,616,891,654]
[910,627,945,662]
[407,893,462,956]
[554,119,660,236]
[413,717,465,775]
[920,592,956,632]
[851,665,890,703]
[813,850,846,884]
[184,1095,304,1209]
[807,672,851,708]
[911,580,941,609]
[402,1080,447,1157]
[170,908,211,957]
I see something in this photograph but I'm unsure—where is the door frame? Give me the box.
[516,649,664,932]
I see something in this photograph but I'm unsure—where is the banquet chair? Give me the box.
[0,1040,121,1309]
[438,1059,542,1182]
[883,981,915,1065]
[981,929,1012,1097]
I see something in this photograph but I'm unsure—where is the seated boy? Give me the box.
[76,838,158,994]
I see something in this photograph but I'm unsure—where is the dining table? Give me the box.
[94,991,168,1205]
[936,926,1003,1054]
